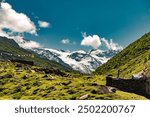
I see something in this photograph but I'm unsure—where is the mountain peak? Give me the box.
[32,48,118,74]
[89,49,104,55]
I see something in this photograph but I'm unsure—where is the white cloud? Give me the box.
[0,2,41,49]
[61,39,76,45]
[101,38,123,51]
[81,32,123,51]
[38,21,50,28]
[13,36,41,49]
[0,2,36,35]
[61,39,70,44]
[81,32,101,49]
[20,40,41,49]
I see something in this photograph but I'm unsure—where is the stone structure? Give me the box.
[106,75,150,98]
[10,59,34,66]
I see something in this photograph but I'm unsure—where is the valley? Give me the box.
[0,61,147,100]
[0,33,150,100]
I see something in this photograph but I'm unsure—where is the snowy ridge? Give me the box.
[32,48,119,74]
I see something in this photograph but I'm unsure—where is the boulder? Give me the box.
[15,68,23,72]
[22,74,28,79]
[108,87,117,93]
[91,86,111,94]
[79,94,89,100]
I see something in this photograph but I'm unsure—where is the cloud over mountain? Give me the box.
[0,2,41,49]
[81,32,123,51]
[0,2,36,36]
[14,36,41,49]
[81,32,101,49]
[101,38,123,51]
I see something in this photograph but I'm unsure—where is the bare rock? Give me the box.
[22,74,28,79]
[15,68,23,72]
[79,94,90,100]
[91,85,111,94]
[31,70,35,73]
[108,87,117,93]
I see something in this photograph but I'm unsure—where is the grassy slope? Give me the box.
[94,33,150,78]
[0,61,147,100]
[0,36,73,72]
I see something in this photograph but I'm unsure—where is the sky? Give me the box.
[1,0,150,51]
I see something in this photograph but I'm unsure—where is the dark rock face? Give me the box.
[106,76,150,99]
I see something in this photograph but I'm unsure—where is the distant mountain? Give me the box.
[0,36,74,72]
[32,48,119,74]
[0,36,147,100]
[0,36,119,74]
[94,32,150,78]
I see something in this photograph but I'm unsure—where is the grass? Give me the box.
[0,61,147,100]
[0,36,75,73]
[94,33,150,78]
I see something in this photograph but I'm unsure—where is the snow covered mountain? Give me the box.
[32,48,119,74]
[9,36,120,73]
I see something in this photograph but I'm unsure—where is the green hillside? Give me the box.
[94,32,150,78]
[0,61,147,100]
[0,36,73,72]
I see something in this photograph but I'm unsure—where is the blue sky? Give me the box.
[2,0,150,51]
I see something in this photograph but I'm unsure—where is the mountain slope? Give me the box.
[0,36,74,72]
[0,36,147,100]
[32,48,119,74]
[0,61,147,100]
[94,33,150,78]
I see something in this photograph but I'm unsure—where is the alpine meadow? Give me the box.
[0,0,150,100]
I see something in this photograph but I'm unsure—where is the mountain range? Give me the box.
[0,33,149,100]
[31,48,119,73]
[0,36,119,74]
[2,31,150,77]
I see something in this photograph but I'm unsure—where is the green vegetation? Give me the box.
[0,36,73,72]
[94,32,150,78]
[0,36,148,100]
[0,61,147,100]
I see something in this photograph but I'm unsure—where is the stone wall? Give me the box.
[10,59,34,66]
[106,76,150,99]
